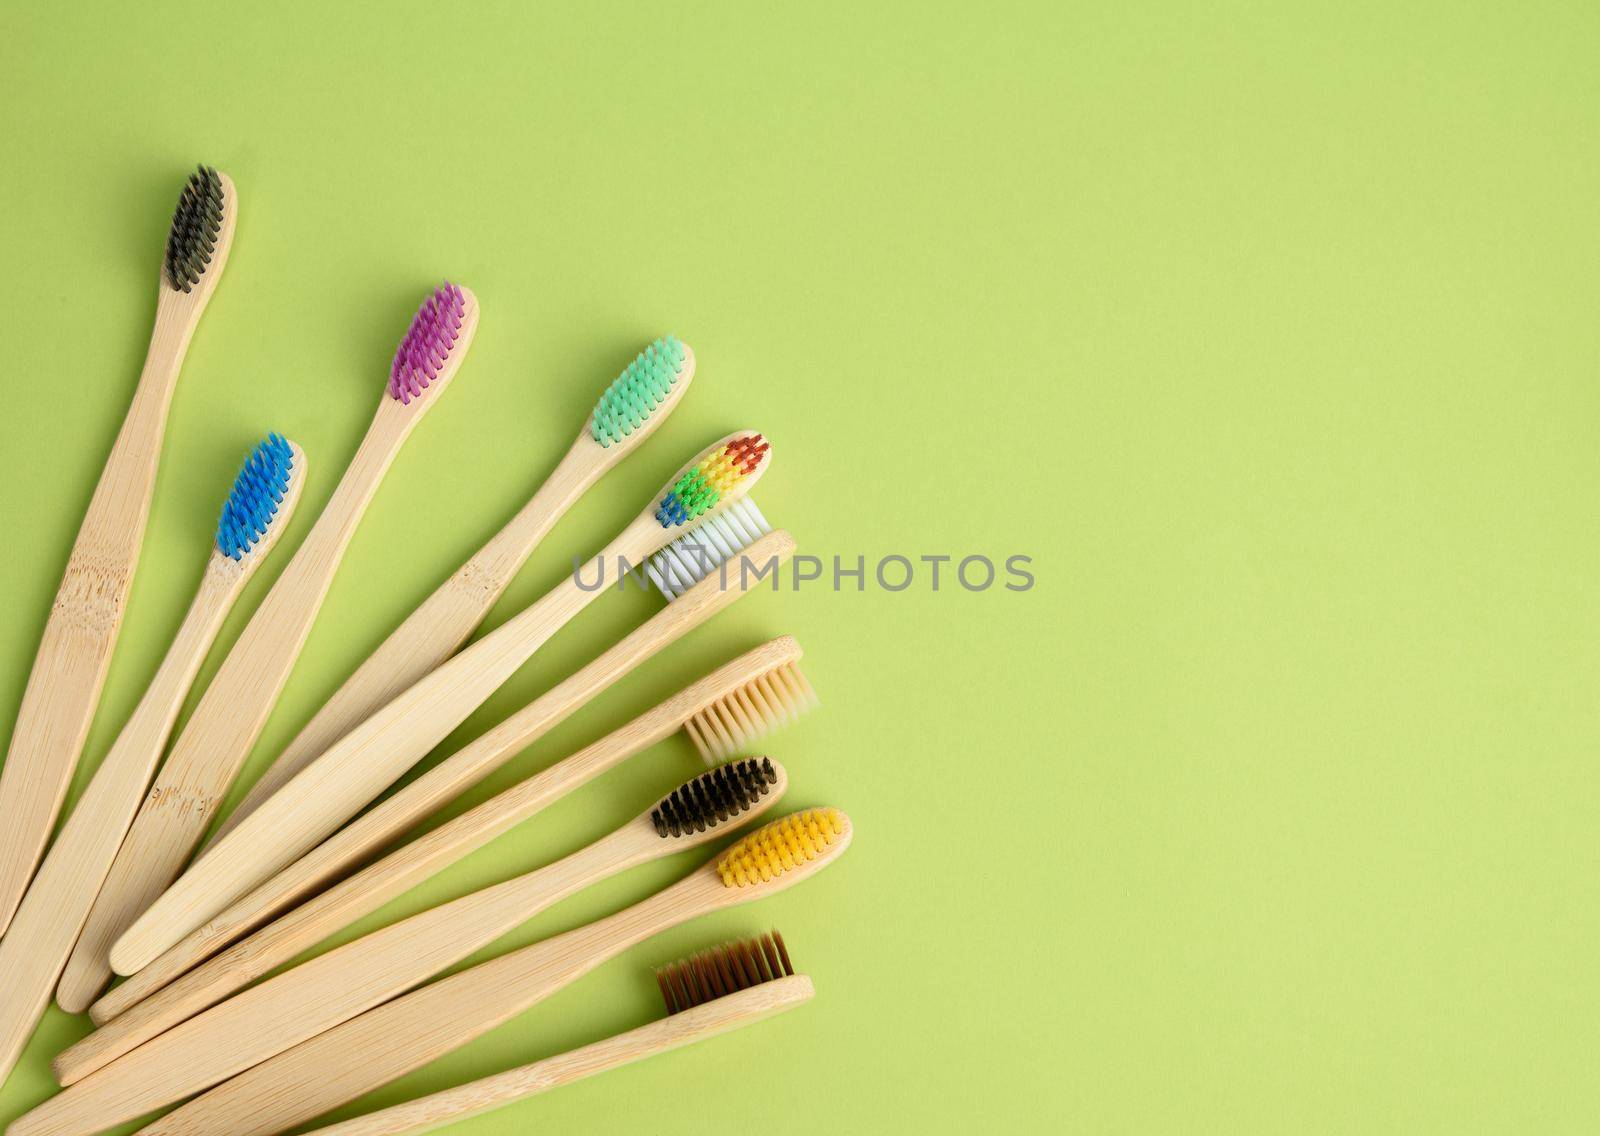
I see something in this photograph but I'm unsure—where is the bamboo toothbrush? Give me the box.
[303,931,812,1136]
[78,528,796,1040]
[57,282,479,1011]
[111,433,771,973]
[35,760,787,1116]
[209,336,696,843]
[0,165,238,934]
[15,809,851,1136]
[0,435,305,1089]
[66,638,814,1078]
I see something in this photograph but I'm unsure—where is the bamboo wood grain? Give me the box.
[0,447,305,1088]
[77,531,794,1045]
[302,977,814,1136]
[36,765,786,1120]
[64,631,801,1081]
[111,433,769,975]
[209,345,696,842]
[0,174,239,935]
[57,289,479,1011]
[17,812,850,1136]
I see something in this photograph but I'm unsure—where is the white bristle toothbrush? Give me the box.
[210,337,697,842]
[79,530,795,1039]
[57,283,479,1011]
[16,809,852,1136]
[66,634,815,1077]
[33,760,789,1116]
[0,435,305,1089]
[301,932,813,1136]
[0,165,238,935]
[110,433,772,975]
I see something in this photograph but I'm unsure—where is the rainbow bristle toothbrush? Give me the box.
[76,531,795,1042]
[35,761,787,1114]
[56,283,478,1011]
[18,810,850,1136]
[0,435,304,1090]
[211,336,696,841]
[0,165,237,935]
[109,433,771,975]
[302,932,812,1136]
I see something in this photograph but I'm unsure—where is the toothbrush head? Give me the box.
[685,656,818,766]
[655,930,797,1015]
[215,434,304,561]
[654,433,771,530]
[590,337,695,448]
[163,165,226,293]
[389,283,477,404]
[650,757,782,838]
[716,807,850,889]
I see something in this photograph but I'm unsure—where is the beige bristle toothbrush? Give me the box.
[110,432,772,974]
[0,165,238,934]
[66,635,815,1078]
[79,530,798,1038]
[32,759,789,1116]
[209,336,697,842]
[15,809,852,1136]
[0,435,306,1090]
[304,931,813,1136]
[57,283,480,1012]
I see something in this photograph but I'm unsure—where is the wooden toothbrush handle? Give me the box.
[303,977,816,1136]
[117,878,720,1136]
[58,835,644,1127]
[0,558,244,1079]
[0,293,199,935]
[213,432,607,838]
[61,408,406,1003]
[111,545,613,975]
[81,529,795,1031]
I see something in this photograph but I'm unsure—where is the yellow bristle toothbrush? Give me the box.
[110,433,772,975]
[12,809,852,1136]
[33,759,790,1116]
[0,435,306,1090]
[56,283,479,1012]
[79,529,796,1037]
[209,336,697,843]
[302,931,813,1136]
[66,635,815,1078]
[0,165,238,934]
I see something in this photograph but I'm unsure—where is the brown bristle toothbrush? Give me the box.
[303,931,813,1136]
[8,809,851,1136]
[34,760,791,1119]
[0,165,238,934]
[66,635,816,1080]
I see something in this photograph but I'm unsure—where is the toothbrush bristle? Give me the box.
[685,661,818,765]
[650,757,779,838]
[645,497,773,600]
[591,337,689,447]
[655,931,795,1015]
[654,435,769,530]
[216,434,295,560]
[716,808,847,889]
[388,283,467,404]
[163,164,225,293]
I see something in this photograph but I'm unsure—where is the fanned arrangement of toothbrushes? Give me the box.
[0,164,847,1136]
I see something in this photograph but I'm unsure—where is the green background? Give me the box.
[2,2,1597,1132]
